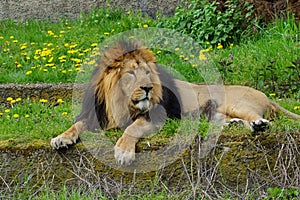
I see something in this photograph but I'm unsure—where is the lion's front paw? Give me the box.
[250,119,269,132]
[50,134,77,149]
[114,134,138,166]
[114,146,135,166]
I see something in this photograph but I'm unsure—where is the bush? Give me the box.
[157,0,257,47]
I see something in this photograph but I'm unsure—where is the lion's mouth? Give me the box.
[133,96,151,111]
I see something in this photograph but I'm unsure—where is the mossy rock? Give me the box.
[1,130,299,193]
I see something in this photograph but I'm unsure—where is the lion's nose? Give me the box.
[140,86,153,93]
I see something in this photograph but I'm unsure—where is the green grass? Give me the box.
[0,8,156,83]
[0,98,73,145]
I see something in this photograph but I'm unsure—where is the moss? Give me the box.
[0,129,299,193]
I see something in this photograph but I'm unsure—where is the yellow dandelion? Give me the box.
[71,58,81,63]
[69,44,78,49]
[104,32,110,35]
[57,98,64,103]
[59,55,67,60]
[156,50,161,54]
[206,46,213,52]
[35,49,41,55]
[25,71,32,76]
[61,70,67,74]
[40,99,48,103]
[60,59,66,63]
[25,114,30,118]
[269,93,276,97]
[45,63,54,67]
[5,109,10,113]
[48,57,54,63]
[83,48,91,53]
[199,50,208,61]
[13,114,19,119]
[175,47,180,51]
[143,24,148,28]
[90,43,97,47]
[20,45,27,50]
[230,43,234,48]
[294,106,300,110]
[217,43,223,49]
[0,112,3,117]
[47,30,54,36]
[13,40,18,43]
[6,97,13,102]
[62,112,68,116]
[11,100,16,104]
[9,36,14,39]
[40,49,52,57]
[0,36,3,39]
[43,69,48,72]
[67,49,78,54]
[16,98,22,102]
[60,30,65,34]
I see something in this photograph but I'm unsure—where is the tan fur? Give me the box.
[51,41,300,165]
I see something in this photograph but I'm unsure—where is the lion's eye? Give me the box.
[127,70,135,75]
[146,70,151,75]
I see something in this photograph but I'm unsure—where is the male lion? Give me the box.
[51,40,300,166]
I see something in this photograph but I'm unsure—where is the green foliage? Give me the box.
[212,14,300,98]
[157,0,257,47]
[267,187,300,200]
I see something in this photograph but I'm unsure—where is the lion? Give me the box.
[51,40,300,166]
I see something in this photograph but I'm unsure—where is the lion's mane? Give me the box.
[75,41,182,131]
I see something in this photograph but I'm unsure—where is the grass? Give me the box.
[0,7,300,200]
[0,8,156,83]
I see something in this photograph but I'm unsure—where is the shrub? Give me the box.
[157,0,257,47]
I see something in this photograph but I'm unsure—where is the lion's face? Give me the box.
[119,58,160,112]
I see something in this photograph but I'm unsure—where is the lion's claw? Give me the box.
[114,146,135,166]
[50,135,77,149]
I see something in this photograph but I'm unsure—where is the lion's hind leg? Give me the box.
[51,121,86,149]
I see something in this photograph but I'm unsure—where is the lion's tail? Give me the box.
[270,101,300,120]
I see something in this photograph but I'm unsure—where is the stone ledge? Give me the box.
[0,83,86,105]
